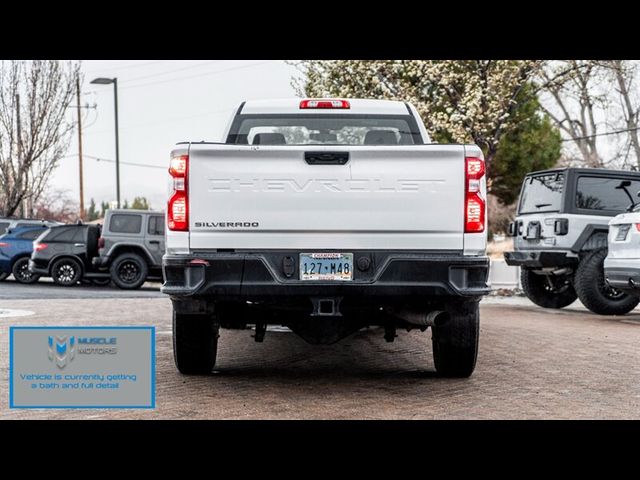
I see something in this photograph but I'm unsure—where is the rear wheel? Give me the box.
[51,258,82,286]
[173,310,219,375]
[520,269,577,309]
[432,300,479,378]
[12,257,40,284]
[110,253,148,290]
[574,248,639,315]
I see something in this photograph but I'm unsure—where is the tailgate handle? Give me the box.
[304,151,349,165]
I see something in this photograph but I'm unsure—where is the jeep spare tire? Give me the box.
[111,252,148,290]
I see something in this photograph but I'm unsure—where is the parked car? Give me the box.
[162,98,490,377]
[92,209,164,289]
[0,217,61,236]
[504,167,640,315]
[0,225,50,283]
[604,205,640,295]
[29,224,109,286]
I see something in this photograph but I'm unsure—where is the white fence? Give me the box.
[489,259,520,290]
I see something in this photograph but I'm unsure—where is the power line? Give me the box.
[562,126,640,142]
[80,154,166,170]
[118,61,272,90]
[119,61,222,84]
[82,60,167,74]
[82,106,235,136]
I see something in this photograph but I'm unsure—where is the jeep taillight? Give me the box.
[98,236,105,249]
[168,154,188,231]
[464,156,486,233]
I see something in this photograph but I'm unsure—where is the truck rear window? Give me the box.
[519,172,565,214]
[226,114,422,145]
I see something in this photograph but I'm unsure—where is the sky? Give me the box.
[53,60,300,212]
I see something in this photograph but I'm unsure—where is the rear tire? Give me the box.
[520,269,577,309]
[574,248,639,315]
[110,253,148,290]
[432,300,479,378]
[173,310,219,375]
[51,258,82,286]
[12,257,40,284]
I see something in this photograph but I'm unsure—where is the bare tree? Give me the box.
[0,60,79,217]
[32,189,79,223]
[537,60,609,167]
[603,60,640,168]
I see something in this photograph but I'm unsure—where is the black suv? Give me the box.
[29,224,110,286]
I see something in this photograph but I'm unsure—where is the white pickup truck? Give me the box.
[161,98,490,377]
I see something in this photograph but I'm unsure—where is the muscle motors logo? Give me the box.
[48,336,76,369]
[47,335,118,368]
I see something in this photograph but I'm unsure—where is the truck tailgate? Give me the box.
[187,144,466,250]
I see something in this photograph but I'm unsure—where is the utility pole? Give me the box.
[76,75,85,220]
[113,78,120,209]
[16,93,24,218]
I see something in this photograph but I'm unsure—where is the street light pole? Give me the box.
[76,74,85,219]
[90,76,121,208]
[113,78,120,209]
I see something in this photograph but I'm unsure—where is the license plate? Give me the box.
[299,253,353,281]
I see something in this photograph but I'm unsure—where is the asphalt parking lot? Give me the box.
[1,280,640,419]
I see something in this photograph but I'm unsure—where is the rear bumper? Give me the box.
[161,251,490,299]
[504,250,578,269]
[28,259,49,276]
[604,257,640,292]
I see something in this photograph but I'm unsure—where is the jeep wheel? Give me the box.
[574,248,639,315]
[0,271,10,281]
[51,258,82,286]
[173,310,219,375]
[431,300,479,378]
[12,257,40,284]
[520,269,577,309]
[110,253,148,290]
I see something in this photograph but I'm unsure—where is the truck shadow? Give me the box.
[206,328,446,381]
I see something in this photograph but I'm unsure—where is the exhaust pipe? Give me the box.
[390,309,450,327]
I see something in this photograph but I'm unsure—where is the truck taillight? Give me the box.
[299,99,350,109]
[168,154,188,231]
[33,242,48,251]
[464,156,486,233]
